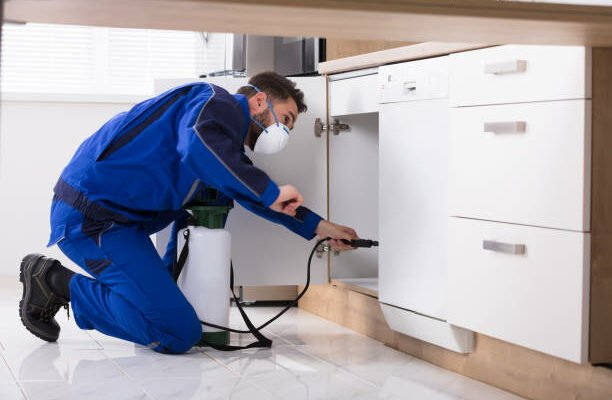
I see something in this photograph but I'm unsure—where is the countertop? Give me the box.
[319,42,488,75]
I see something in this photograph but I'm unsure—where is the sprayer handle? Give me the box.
[341,239,379,248]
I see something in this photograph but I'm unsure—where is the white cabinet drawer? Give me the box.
[329,73,378,116]
[449,100,591,231]
[450,45,590,107]
[378,56,448,103]
[447,217,590,363]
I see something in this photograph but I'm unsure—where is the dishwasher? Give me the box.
[378,56,473,353]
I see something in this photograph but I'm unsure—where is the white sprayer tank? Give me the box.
[177,225,231,345]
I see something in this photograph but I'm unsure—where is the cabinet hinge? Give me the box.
[315,243,331,258]
[314,118,350,137]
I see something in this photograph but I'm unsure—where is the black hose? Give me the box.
[200,237,330,334]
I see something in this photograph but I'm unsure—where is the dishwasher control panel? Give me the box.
[379,55,449,104]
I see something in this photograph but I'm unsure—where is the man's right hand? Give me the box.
[315,220,359,251]
[269,185,303,216]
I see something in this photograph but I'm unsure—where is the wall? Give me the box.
[0,96,138,276]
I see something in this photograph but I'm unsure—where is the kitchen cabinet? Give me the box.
[328,70,379,285]
[447,217,590,363]
[155,44,612,364]
[449,45,590,107]
[447,45,593,363]
[449,100,591,231]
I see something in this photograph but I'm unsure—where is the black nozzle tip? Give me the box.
[341,239,379,248]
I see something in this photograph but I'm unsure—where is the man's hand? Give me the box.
[315,220,359,251]
[269,185,303,216]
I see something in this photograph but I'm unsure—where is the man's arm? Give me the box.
[236,196,322,240]
[236,195,359,250]
[176,86,280,208]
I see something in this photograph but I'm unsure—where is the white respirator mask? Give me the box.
[248,84,290,155]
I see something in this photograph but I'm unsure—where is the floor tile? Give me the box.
[240,369,386,400]
[444,375,525,400]
[142,377,277,400]
[0,356,17,384]
[3,345,111,382]
[0,383,26,400]
[105,347,238,381]
[20,380,151,400]
[203,345,337,378]
[0,276,524,400]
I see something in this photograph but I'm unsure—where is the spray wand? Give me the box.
[341,239,379,248]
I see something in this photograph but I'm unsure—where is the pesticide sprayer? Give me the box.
[172,189,378,351]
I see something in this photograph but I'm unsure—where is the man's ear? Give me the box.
[247,91,269,116]
[253,92,268,112]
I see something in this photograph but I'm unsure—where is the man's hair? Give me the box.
[237,71,307,113]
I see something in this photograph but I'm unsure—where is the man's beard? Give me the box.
[246,109,270,151]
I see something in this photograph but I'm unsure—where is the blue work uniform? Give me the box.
[47,82,323,354]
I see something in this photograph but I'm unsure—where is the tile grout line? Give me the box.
[261,311,431,390]
[205,328,383,395]
[102,354,157,400]
[288,339,385,390]
[198,330,326,400]
[197,347,284,399]
[201,347,299,400]
[87,332,157,400]
[199,349,242,378]
[0,350,30,400]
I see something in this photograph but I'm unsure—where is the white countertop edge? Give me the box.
[319,42,490,75]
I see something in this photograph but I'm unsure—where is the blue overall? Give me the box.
[47,83,322,354]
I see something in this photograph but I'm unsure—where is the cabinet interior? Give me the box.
[328,112,379,295]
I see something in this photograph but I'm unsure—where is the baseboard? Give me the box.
[237,285,298,302]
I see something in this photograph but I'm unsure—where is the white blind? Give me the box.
[1,24,96,93]
[1,24,229,95]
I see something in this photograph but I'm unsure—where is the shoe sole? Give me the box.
[19,254,58,342]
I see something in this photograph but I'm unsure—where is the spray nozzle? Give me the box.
[341,239,379,248]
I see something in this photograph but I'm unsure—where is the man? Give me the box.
[19,71,358,354]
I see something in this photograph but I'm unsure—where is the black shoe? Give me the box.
[19,254,70,342]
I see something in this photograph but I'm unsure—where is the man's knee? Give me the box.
[152,306,202,354]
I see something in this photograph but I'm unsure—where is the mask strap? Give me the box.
[251,117,268,133]
[247,84,267,132]
[266,99,281,127]
[247,83,261,92]
[247,83,282,129]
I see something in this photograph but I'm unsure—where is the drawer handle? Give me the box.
[483,121,526,134]
[403,81,417,93]
[484,60,527,75]
[483,240,526,255]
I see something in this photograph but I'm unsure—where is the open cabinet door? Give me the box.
[155,76,328,286]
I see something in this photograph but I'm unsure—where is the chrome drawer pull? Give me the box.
[484,60,527,75]
[483,121,526,134]
[403,81,417,92]
[483,240,526,255]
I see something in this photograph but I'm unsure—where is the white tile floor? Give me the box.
[0,277,525,400]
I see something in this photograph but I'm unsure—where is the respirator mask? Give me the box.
[247,84,290,154]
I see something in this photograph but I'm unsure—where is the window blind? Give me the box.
[1,24,228,96]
